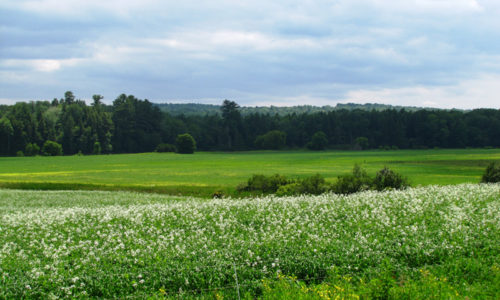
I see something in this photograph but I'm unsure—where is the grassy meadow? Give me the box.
[0,149,499,197]
[1,184,499,298]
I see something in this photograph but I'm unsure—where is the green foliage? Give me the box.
[175,133,196,154]
[261,267,474,300]
[93,141,101,155]
[297,174,327,195]
[307,131,328,150]
[155,143,177,153]
[332,164,372,194]
[354,136,369,150]
[238,174,289,194]
[24,143,40,156]
[254,130,286,150]
[16,150,24,157]
[42,140,63,156]
[1,185,498,298]
[481,162,500,183]
[275,182,301,196]
[373,167,409,191]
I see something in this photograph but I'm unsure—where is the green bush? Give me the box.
[16,150,24,157]
[24,143,40,156]
[307,131,328,150]
[332,164,372,194]
[176,134,196,154]
[276,183,301,196]
[155,143,177,153]
[42,140,63,156]
[93,142,101,155]
[254,130,286,150]
[373,167,409,191]
[481,162,500,183]
[275,174,327,196]
[297,174,327,195]
[238,174,290,194]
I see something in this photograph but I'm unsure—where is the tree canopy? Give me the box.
[1,92,499,156]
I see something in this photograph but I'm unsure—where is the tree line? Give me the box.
[1,92,499,156]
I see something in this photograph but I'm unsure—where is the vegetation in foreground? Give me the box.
[0,149,498,197]
[0,184,498,298]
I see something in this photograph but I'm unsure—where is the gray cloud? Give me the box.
[1,0,499,108]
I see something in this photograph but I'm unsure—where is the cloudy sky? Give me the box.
[1,0,500,108]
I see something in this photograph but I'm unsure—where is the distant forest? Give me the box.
[1,92,499,156]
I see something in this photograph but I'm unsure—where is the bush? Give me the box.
[238,174,290,194]
[373,167,409,191]
[354,137,370,150]
[42,140,63,156]
[307,131,328,150]
[254,130,286,150]
[332,164,372,194]
[481,162,500,183]
[155,143,177,153]
[297,174,327,195]
[16,150,24,157]
[276,183,301,196]
[24,143,40,156]
[93,142,101,155]
[275,174,327,196]
[176,134,196,154]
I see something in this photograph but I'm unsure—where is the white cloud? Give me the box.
[342,74,500,109]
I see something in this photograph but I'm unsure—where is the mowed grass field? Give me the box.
[0,149,499,197]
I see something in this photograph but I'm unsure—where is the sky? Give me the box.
[1,0,500,109]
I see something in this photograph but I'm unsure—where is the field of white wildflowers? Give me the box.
[0,184,499,298]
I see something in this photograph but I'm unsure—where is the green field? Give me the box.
[1,149,499,197]
[1,184,499,298]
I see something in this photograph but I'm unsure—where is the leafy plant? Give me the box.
[176,133,196,154]
[24,143,40,156]
[481,162,500,183]
[332,164,372,194]
[42,140,63,156]
[372,167,409,191]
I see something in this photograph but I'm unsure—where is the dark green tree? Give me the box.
[254,130,286,150]
[0,117,14,154]
[42,140,63,156]
[481,162,500,183]
[221,100,243,150]
[176,133,196,154]
[307,131,328,150]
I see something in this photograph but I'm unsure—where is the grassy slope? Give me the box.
[0,149,499,197]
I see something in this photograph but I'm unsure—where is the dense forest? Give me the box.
[1,92,499,156]
[156,102,429,116]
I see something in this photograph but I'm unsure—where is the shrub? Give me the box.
[176,134,196,154]
[239,174,290,194]
[16,150,24,157]
[481,162,500,183]
[307,131,328,150]
[42,140,63,156]
[332,164,372,194]
[254,130,286,150]
[354,136,369,150]
[373,167,409,191]
[297,174,327,195]
[276,183,301,196]
[93,142,102,155]
[24,143,40,156]
[275,174,327,196]
[155,143,177,153]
